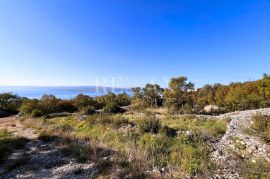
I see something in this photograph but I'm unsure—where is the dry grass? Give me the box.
[21,113,229,177]
[0,130,29,163]
[251,113,270,142]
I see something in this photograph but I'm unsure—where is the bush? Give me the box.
[138,135,172,167]
[31,109,43,117]
[103,102,121,113]
[251,113,270,142]
[21,96,77,117]
[115,93,131,106]
[0,93,22,113]
[20,99,39,115]
[73,94,97,109]
[79,106,95,115]
[160,125,177,137]
[57,100,77,113]
[138,115,161,134]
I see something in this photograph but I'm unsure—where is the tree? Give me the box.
[142,84,163,107]
[131,87,143,100]
[257,74,270,107]
[168,76,194,91]
[131,84,163,109]
[131,87,145,110]
[225,82,263,111]
[39,95,60,114]
[103,101,121,113]
[0,93,21,112]
[115,93,131,106]
[73,94,96,108]
[195,84,215,107]
[164,77,194,113]
[213,84,229,107]
[95,92,116,108]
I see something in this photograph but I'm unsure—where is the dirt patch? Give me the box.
[0,116,38,139]
[0,117,99,178]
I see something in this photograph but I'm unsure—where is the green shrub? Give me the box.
[21,95,77,117]
[20,99,39,115]
[138,134,172,167]
[138,115,161,134]
[57,100,77,113]
[251,113,270,142]
[115,93,131,106]
[0,130,9,138]
[73,94,97,109]
[79,106,95,115]
[31,109,43,117]
[160,125,177,137]
[0,93,22,113]
[103,102,121,113]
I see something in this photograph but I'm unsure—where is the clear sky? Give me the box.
[0,0,270,88]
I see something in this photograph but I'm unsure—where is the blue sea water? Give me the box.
[0,86,132,99]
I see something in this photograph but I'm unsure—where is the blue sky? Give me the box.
[0,0,269,88]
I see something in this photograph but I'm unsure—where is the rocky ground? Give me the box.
[211,108,270,178]
[1,108,270,179]
[0,117,99,179]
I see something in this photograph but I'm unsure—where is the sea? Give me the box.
[0,86,132,99]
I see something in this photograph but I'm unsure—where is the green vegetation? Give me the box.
[240,159,270,179]
[20,95,77,117]
[0,93,22,114]
[251,113,270,142]
[138,114,161,134]
[194,74,270,112]
[131,74,270,114]
[21,113,229,177]
[1,74,270,117]
[19,92,131,117]
[1,74,270,177]
[132,84,163,109]
[160,115,229,138]
[164,76,194,113]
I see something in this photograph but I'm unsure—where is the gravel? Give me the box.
[211,108,270,178]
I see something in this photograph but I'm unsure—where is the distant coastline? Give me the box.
[0,86,132,99]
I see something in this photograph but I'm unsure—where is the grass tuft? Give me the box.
[251,113,270,142]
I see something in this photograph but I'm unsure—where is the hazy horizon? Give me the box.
[0,73,266,89]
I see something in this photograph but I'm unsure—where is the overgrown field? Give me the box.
[21,113,229,178]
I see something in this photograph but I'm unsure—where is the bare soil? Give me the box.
[0,117,98,179]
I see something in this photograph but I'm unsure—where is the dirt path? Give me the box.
[211,108,270,178]
[0,116,38,139]
[0,117,98,179]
